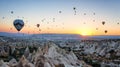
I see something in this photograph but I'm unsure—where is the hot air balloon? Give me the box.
[73,7,76,10]
[11,11,13,14]
[2,17,5,19]
[83,22,86,24]
[22,17,24,19]
[36,24,40,28]
[53,18,55,22]
[102,21,105,25]
[10,28,12,30]
[59,11,62,13]
[47,22,49,24]
[96,28,98,30]
[36,24,41,32]
[104,30,107,33]
[84,13,86,15]
[41,18,45,22]
[13,19,24,31]
[39,29,41,31]
[73,7,76,15]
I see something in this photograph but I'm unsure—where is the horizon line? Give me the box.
[0,32,120,36]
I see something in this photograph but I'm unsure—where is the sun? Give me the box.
[81,31,92,36]
[77,29,93,36]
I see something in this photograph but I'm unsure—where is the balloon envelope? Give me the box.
[13,19,24,31]
[11,11,13,14]
[59,11,62,13]
[73,7,76,10]
[102,21,105,25]
[105,30,107,33]
[37,24,40,28]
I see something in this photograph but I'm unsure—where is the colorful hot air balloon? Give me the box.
[13,19,24,31]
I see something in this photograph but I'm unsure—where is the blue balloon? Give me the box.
[13,19,24,31]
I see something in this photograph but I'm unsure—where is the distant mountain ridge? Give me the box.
[0,32,120,40]
[0,32,28,37]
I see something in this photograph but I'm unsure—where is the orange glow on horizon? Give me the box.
[0,25,120,35]
[0,19,120,35]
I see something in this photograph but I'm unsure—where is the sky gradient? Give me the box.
[0,0,120,35]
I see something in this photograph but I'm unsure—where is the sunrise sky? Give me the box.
[0,0,120,35]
